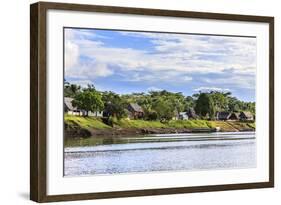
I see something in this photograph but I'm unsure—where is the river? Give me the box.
[64,132,256,176]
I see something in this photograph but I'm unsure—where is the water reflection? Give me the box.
[64,132,256,176]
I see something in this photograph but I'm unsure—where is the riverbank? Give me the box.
[64,115,255,138]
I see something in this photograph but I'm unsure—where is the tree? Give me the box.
[102,91,126,119]
[209,91,230,112]
[195,93,215,119]
[152,98,174,121]
[184,96,195,111]
[64,83,81,97]
[72,90,104,116]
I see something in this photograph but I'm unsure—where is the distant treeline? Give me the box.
[64,81,255,121]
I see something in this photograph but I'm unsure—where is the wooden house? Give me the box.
[228,112,240,121]
[127,103,144,119]
[216,111,230,121]
[64,97,81,115]
[64,97,103,117]
[239,111,254,121]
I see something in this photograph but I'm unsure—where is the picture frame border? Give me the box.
[30,1,274,202]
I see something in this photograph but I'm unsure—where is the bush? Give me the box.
[147,111,158,121]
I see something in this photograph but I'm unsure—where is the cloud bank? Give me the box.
[64,28,256,101]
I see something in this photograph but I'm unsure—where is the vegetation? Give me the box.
[65,115,111,129]
[195,93,215,119]
[71,85,104,116]
[65,115,255,132]
[114,118,167,128]
[64,82,256,121]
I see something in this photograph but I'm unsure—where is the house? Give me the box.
[64,97,81,115]
[178,112,189,120]
[64,97,103,117]
[228,112,240,121]
[216,111,231,121]
[239,111,254,121]
[127,103,144,119]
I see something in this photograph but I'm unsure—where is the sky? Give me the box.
[64,28,256,102]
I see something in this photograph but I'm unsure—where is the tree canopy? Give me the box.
[65,82,255,120]
[72,86,104,116]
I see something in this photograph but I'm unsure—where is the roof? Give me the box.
[129,103,144,112]
[240,111,253,118]
[217,111,231,119]
[64,97,77,111]
[229,112,240,119]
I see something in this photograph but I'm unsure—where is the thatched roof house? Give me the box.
[64,97,77,112]
[228,112,240,121]
[128,103,143,113]
[239,111,254,121]
[127,103,144,119]
[64,97,103,117]
[64,97,81,115]
[216,111,231,121]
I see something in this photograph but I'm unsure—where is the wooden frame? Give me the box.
[30,1,274,202]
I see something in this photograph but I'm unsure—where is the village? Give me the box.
[65,97,254,122]
[63,83,255,139]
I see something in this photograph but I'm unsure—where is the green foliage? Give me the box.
[64,82,255,121]
[195,93,215,119]
[64,81,81,97]
[147,111,158,121]
[152,98,174,121]
[102,91,127,119]
[72,89,104,116]
[184,96,195,111]
[209,91,230,112]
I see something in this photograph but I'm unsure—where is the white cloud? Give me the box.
[65,40,79,69]
[64,28,256,90]
[67,79,93,88]
[201,74,255,90]
[183,76,193,81]
[147,86,163,92]
[193,87,230,92]
[64,29,114,79]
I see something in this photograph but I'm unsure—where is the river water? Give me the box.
[64,132,256,176]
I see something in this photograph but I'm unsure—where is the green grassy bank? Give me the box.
[65,115,255,132]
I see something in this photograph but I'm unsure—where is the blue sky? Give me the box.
[64,28,256,102]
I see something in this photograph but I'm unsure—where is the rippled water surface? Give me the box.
[64,132,256,176]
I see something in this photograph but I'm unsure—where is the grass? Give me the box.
[247,122,256,129]
[167,120,210,129]
[207,121,238,131]
[65,115,111,129]
[114,118,167,128]
[64,115,255,131]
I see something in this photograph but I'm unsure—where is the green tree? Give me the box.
[195,93,215,119]
[184,96,195,111]
[72,90,104,116]
[64,82,81,97]
[152,98,174,121]
[209,91,230,112]
[102,91,126,119]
